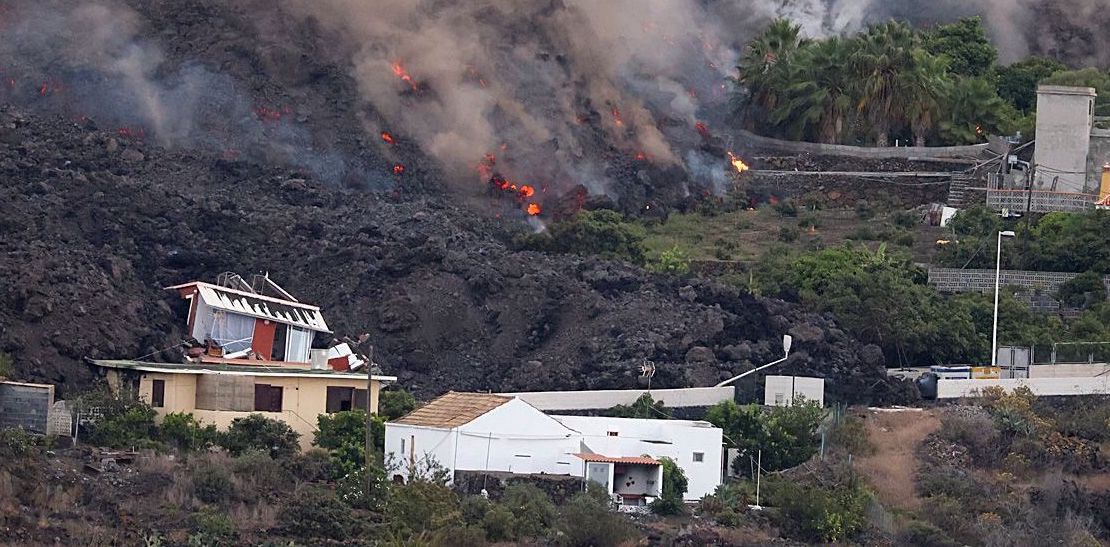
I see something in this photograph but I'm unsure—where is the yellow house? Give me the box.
[90,359,397,449]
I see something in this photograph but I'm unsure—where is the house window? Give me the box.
[254,384,283,412]
[400,438,406,454]
[607,431,619,437]
[151,379,165,408]
[774,392,785,405]
[693,452,704,463]
[326,387,369,412]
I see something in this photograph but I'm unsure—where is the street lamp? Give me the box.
[716,335,793,387]
[991,231,1016,368]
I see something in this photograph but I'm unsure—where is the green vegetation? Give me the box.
[517,209,646,264]
[160,412,218,452]
[995,57,1066,112]
[764,466,872,542]
[218,414,299,458]
[378,388,418,420]
[313,409,385,475]
[0,351,12,378]
[706,399,825,475]
[650,457,689,515]
[603,393,672,419]
[555,484,636,547]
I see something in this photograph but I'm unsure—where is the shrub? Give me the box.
[772,199,798,217]
[78,389,160,449]
[0,427,40,460]
[556,484,636,547]
[232,449,295,495]
[191,458,235,504]
[893,210,919,229]
[379,389,418,420]
[160,413,217,452]
[778,226,800,242]
[481,504,516,542]
[698,482,754,527]
[1058,271,1108,308]
[765,470,870,543]
[651,245,691,275]
[650,457,689,516]
[900,520,961,547]
[286,448,335,482]
[336,463,389,510]
[314,410,384,474]
[218,414,299,459]
[190,506,237,546]
[828,414,875,456]
[279,485,358,540]
[385,477,462,537]
[499,483,557,539]
[894,231,916,247]
[937,409,1002,462]
[848,226,878,241]
[0,351,12,378]
[517,210,647,264]
[855,201,875,220]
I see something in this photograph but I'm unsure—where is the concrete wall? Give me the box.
[553,415,723,500]
[935,376,1110,398]
[0,381,54,434]
[1034,86,1096,193]
[727,128,989,159]
[134,372,383,449]
[764,376,825,406]
[502,386,735,411]
[1028,363,1110,378]
[1086,130,1110,191]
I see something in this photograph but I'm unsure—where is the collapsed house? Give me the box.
[89,273,396,448]
[384,392,723,506]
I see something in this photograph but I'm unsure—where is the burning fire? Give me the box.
[391,62,419,92]
[526,203,541,216]
[695,121,711,140]
[633,151,647,161]
[392,163,405,175]
[519,184,535,198]
[481,153,543,217]
[254,105,291,122]
[381,131,395,144]
[727,151,749,174]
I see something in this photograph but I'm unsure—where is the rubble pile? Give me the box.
[0,105,915,405]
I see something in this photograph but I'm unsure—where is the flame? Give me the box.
[519,185,535,198]
[611,105,624,127]
[727,151,749,174]
[633,151,647,161]
[526,203,541,216]
[695,121,711,140]
[381,131,395,144]
[391,61,419,92]
[392,163,406,175]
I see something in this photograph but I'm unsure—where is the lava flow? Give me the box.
[390,62,419,92]
[381,131,395,144]
[527,203,541,216]
[392,163,405,175]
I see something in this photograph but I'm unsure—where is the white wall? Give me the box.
[1028,363,1110,378]
[764,376,825,406]
[553,415,723,500]
[936,376,1110,399]
[1034,86,1096,193]
[383,423,456,481]
[501,387,734,411]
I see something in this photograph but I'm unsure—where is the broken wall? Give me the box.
[0,381,54,434]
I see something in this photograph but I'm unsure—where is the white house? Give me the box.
[384,392,723,504]
[764,375,825,407]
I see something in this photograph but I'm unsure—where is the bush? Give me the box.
[893,231,916,247]
[279,485,357,540]
[0,351,12,378]
[336,463,389,510]
[218,414,299,459]
[772,199,798,217]
[0,427,40,460]
[160,413,217,452]
[379,389,418,420]
[232,449,295,495]
[778,226,800,242]
[651,245,691,275]
[828,414,875,456]
[855,201,875,220]
[191,457,235,504]
[650,457,689,515]
[848,226,878,241]
[517,210,647,264]
[481,504,516,542]
[893,210,919,229]
[699,482,754,527]
[314,410,384,474]
[900,520,961,547]
[556,484,635,547]
[499,483,557,539]
[706,399,825,476]
[385,477,462,537]
[190,506,237,546]
[286,448,335,482]
[765,470,871,543]
[1058,271,1108,308]
[78,389,160,449]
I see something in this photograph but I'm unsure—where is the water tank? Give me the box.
[916,373,938,400]
[309,349,329,371]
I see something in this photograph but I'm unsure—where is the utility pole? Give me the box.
[365,345,374,498]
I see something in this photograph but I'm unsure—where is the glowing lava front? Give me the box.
[393,163,405,175]
[391,62,419,92]
[527,203,541,216]
[381,131,395,144]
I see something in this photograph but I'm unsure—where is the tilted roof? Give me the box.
[167,282,330,333]
[392,391,513,429]
[88,359,396,382]
[575,453,661,466]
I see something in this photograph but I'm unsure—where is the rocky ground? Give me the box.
[0,104,916,405]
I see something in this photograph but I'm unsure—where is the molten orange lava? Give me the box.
[381,131,395,144]
[393,164,405,175]
[611,105,624,127]
[695,121,711,139]
[519,185,535,198]
[527,203,541,216]
[633,151,647,161]
[391,62,419,92]
[727,151,750,174]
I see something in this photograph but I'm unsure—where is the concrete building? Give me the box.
[384,392,723,504]
[89,273,396,449]
[91,359,394,449]
[1033,85,1097,194]
[763,375,825,407]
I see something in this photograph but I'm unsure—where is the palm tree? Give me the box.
[736,19,805,124]
[900,50,951,146]
[852,21,918,146]
[940,77,1011,144]
[769,37,860,143]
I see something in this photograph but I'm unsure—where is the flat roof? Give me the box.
[1037,85,1097,97]
[89,359,396,382]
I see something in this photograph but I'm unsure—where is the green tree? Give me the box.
[769,37,860,143]
[706,399,826,475]
[556,484,636,547]
[1058,271,1109,309]
[650,457,689,515]
[941,77,1016,144]
[378,389,417,420]
[737,19,806,120]
[603,393,672,419]
[1042,68,1110,115]
[853,21,919,146]
[314,409,385,474]
[924,17,998,77]
[995,57,1066,112]
[900,49,952,146]
[160,412,218,452]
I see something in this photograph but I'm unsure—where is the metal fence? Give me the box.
[985,189,1097,213]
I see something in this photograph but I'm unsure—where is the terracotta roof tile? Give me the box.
[575,453,660,465]
[392,391,513,428]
